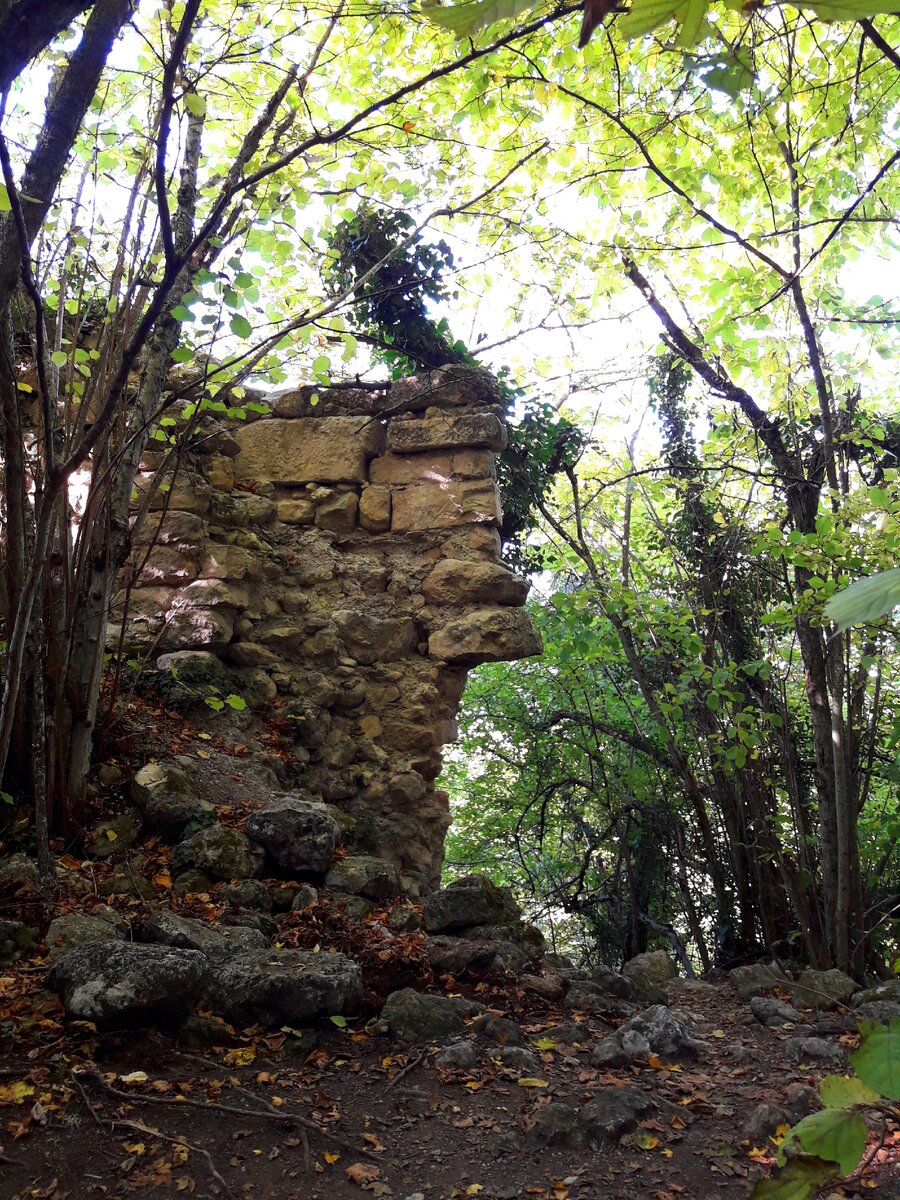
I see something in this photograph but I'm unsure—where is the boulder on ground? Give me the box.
[743,1102,790,1142]
[207,948,362,1027]
[784,1035,844,1062]
[381,988,486,1043]
[138,790,216,840]
[436,1042,478,1070]
[49,943,209,1026]
[324,855,401,901]
[750,996,802,1027]
[729,961,790,1001]
[593,1004,700,1066]
[622,950,678,1004]
[578,1086,651,1142]
[143,910,268,958]
[172,825,264,881]
[85,811,143,859]
[851,980,900,1007]
[425,935,498,975]
[219,879,272,911]
[131,760,194,807]
[528,1102,584,1148]
[792,968,857,1011]
[245,796,338,873]
[423,875,520,933]
[590,964,637,1000]
[45,912,126,960]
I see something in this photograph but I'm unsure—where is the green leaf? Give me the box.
[225,694,247,711]
[205,697,225,712]
[423,0,540,39]
[780,1109,867,1176]
[849,1017,900,1100]
[329,1014,347,1027]
[230,314,252,338]
[818,1074,880,1108]
[675,0,709,48]
[618,0,680,38]
[801,0,900,17]
[0,184,10,213]
[184,92,207,117]
[171,305,194,322]
[50,350,68,367]
[751,1156,839,1200]
[824,569,900,632]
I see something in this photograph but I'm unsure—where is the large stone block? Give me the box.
[234,417,385,484]
[384,365,506,413]
[332,611,418,666]
[369,448,494,486]
[428,608,542,665]
[391,479,501,534]
[423,559,529,606]
[358,485,391,532]
[133,471,211,514]
[387,412,506,455]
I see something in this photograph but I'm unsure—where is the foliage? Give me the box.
[751,1016,900,1198]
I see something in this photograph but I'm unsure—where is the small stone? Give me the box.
[435,1042,478,1069]
[729,961,790,1001]
[0,919,38,963]
[622,950,678,1004]
[291,885,320,912]
[315,491,358,533]
[750,996,802,1026]
[219,879,272,912]
[245,797,338,873]
[492,1046,540,1073]
[358,486,391,532]
[578,1086,651,1142]
[471,1014,523,1046]
[85,811,143,859]
[528,1102,584,1148]
[173,869,213,895]
[381,988,486,1043]
[324,855,401,901]
[784,1036,844,1063]
[743,1103,790,1142]
[172,826,265,881]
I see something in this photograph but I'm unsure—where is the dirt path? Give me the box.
[2,975,897,1199]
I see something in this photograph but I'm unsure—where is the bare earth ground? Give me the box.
[2,973,898,1200]
[1,711,898,1199]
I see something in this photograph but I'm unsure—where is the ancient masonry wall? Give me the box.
[119,366,541,895]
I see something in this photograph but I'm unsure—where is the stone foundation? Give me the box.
[117,366,541,895]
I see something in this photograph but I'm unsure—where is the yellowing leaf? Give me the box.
[106,829,118,841]
[324,1151,340,1164]
[122,1141,146,1155]
[517,1078,549,1088]
[0,1081,35,1105]
[224,1046,256,1066]
[635,1133,659,1150]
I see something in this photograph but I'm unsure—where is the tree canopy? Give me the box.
[0,0,897,978]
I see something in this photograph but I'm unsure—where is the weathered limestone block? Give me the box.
[160,607,234,649]
[359,485,391,532]
[173,579,250,609]
[391,479,501,534]
[234,417,385,484]
[423,559,529,606]
[271,385,372,418]
[314,490,358,532]
[388,412,507,455]
[332,611,418,666]
[133,511,206,548]
[199,544,252,580]
[369,448,494,486]
[134,472,212,514]
[276,497,315,524]
[385,365,506,413]
[429,608,542,665]
[203,454,234,491]
[140,547,199,587]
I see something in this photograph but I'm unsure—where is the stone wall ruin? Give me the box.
[120,366,541,895]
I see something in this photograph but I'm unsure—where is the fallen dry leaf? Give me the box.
[346,1162,380,1188]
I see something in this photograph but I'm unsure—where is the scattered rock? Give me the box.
[173,869,213,895]
[143,909,268,958]
[565,980,632,1015]
[245,796,338,873]
[578,1086,651,1142]
[0,919,38,963]
[851,980,900,1007]
[291,884,320,912]
[423,875,520,933]
[324,855,401,900]
[327,892,376,922]
[743,1102,789,1142]
[854,1000,900,1024]
[138,790,216,840]
[49,943,209,1026]
[470,1014,523,1046]
[85,811,143,859]
[172,825,264,881]
[381,988,485,1043]
[729,961,790,1001]
[750,996,803,1027]
[784,1036,844,1063]
[784,1083,820,1123]
[792,968,857,1011]
[45,912,126,960]
[492,1046,541,1073]
[131,760,194,807]
[622,950,677,1004]
[528,1102,584,1148]
[435,1042,478,1069]
[219,879,272,911]
[426,935,497,975]
[207,948,362,1026]
[386,905,421,933]
[590,963,636,999]
[541,1021,590,1045]
[593,1004,700,1066]
[521,972,565,1001]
